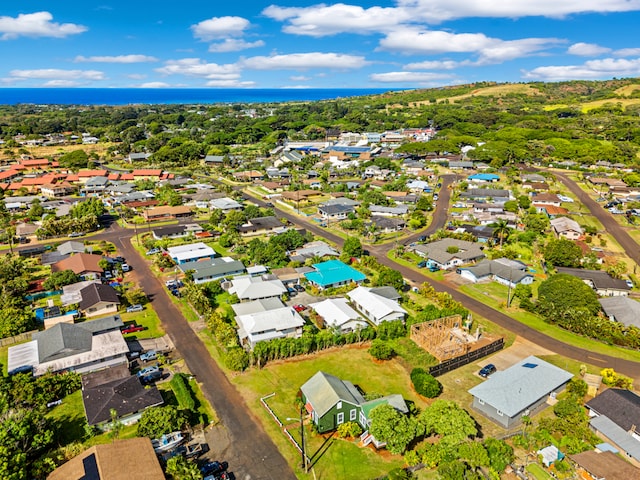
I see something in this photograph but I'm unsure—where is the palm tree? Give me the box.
[492,219,511,248]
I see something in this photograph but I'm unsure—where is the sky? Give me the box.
[2,1,640,89]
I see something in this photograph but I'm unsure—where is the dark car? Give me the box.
[418,236,427,242]
[139,369,162,385]
[201,461,228,477]
[293,284,305,292]
[479,364,497,378]
[417,261,428,268]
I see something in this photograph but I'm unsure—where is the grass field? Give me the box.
[526,462,553,480]
[119,306,165,339]
[459,283,640,363]
[231,347,419,479]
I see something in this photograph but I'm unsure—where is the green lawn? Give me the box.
[119,306,165,339]
[526,462,553,480]
[459,283,640,363]
[231,347,421,479]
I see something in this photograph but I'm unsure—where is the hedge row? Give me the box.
[169,373,195,411]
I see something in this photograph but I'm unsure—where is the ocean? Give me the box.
[0,88,400,106]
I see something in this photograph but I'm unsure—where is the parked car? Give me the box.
[146,248,161,255]
[428,265,440,272]
[121,324,144,334]
[479,364,497,378]
[287,287,297,296]
[121,263,131,272]
[104,271,113,279]
[626,279,634,288]
[265,202,274,207]
[201,461,229,477]
[293,284,305,292]
[417,261,428,268]
[139,369,162,385]
[137,365,160,377]
[293,304,306,312]
[126,304,144,313]
[69,232,84,237]
[418,236,427,242]
[140,350,158,362]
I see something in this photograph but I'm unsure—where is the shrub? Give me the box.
[336,421,363,438]
[368,339,394,360]
[170,374,195,411]
[410,368,442,398]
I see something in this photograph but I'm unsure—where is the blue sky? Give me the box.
[2,1,640,89]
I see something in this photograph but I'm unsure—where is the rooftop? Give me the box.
[304,260,366,288]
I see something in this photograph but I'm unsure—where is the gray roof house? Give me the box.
[347,286,407,326]
[468,355,573,428]
[556,267,631,297]
[369,205,408,217]
[8,315,128,376]
[458,258,534,288]
[599,297,640,328]
[78,283,120,318]
[57,241,86,256]
[238,216,286,236]
[82,364,164,428]
[309,298,368,333]
[586,389,640,466]
[179,257,246,284]
[233,298,304,348]
[460,188,511,203]
[550,217,583,240]
[289,241,339,263]
[318,204,355,220]
[228,275,287,301]
[300,371,408,447]
[410,238,485,270]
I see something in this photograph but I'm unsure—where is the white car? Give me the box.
[121,263,131,272]
[557,195,574,203]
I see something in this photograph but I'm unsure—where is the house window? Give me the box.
[350,409,357,421]
[497,410,504,417]
[337,401,342,409]
[478,399,485,406]
[337,412,344,425]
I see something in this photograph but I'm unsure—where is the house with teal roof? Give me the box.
[304,259,366,289]
[468,173,500,183]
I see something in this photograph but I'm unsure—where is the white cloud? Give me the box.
[567,42,611,56]
[370,71,454,83]
[155,58,241,79]
[405,60,467,70]
[241,52,369,70]
[42,80,82,87]
[126,74,147,80]
[379,29,561,64]
[137,82,171,88]
[205,79,256,87]
[0,11,87,40]
[614,48,640,57]
[522,57,640,80]
[9,69,105,80]
[74,54,158,63]
[191,16,251,40]
[290,75,311,81]
[208,39,265,53]
[262,4,410,37]
[264,1,640,37]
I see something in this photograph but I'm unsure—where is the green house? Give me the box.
[300,371,408,437]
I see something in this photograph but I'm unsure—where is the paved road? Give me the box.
[552,170,640,266]
[112,230,296,480]
[259,180,640,382]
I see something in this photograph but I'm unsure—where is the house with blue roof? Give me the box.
[468,173,500,183]
[304,259,366,290]
[468,355,572,428]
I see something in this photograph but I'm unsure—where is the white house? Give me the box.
[166,242,217,265]
[233,298,304,349]
[347,286,407,326]
[228,275,287,302]
[309,298,368,333]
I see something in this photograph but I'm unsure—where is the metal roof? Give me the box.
[300,371,365,418]
[468,355,573,417]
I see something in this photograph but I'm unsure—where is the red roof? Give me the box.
[77,169,108,177]
[120,173,134,181]
[132,169,162,176]
[108,173,120,180]
[19,159,50,167]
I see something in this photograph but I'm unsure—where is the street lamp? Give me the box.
[286,407,307,473]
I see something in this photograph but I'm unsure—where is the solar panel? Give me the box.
[523,363,538,368]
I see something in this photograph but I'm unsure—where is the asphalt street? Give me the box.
[114,233,296,480]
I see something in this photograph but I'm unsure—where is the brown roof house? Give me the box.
[82,364,164,429]
[48,437,165,480]
[79,283,120,318]
[570,450,640,480]
[51,252,104,280]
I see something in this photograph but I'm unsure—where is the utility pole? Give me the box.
[300,406,307,473]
